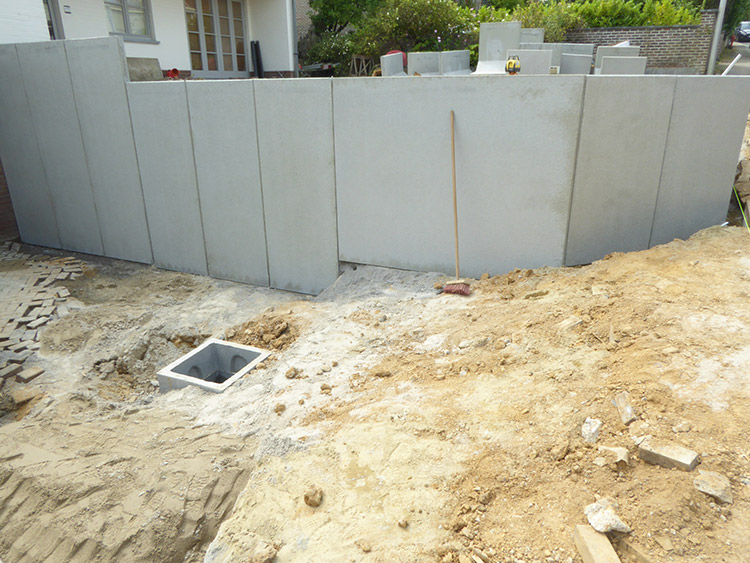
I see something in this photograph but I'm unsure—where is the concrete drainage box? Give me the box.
[157,338,270,393]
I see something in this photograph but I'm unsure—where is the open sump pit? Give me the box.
[157,338,270,393]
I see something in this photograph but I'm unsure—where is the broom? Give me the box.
[443,110,471,296]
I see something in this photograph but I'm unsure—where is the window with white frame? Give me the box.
[104,0,155,41]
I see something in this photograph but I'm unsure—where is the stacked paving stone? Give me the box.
[0,241,84,388]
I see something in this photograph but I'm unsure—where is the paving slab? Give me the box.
[638,438,699,471]
[572,524,621,563]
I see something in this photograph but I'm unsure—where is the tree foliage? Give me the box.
[309,0,383,34]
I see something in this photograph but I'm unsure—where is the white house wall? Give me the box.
[124,0,190,69]
[57,0,189,69]
[0,0,49,44]
[248,0,294,73]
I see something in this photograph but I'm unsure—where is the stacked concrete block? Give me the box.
[594,45,640,71]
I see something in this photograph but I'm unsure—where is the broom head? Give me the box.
[442,279,471,296]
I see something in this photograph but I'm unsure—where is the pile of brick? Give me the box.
[0,242,85,388]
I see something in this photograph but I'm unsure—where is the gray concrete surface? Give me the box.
[520,28,544,43]
[380,52,406,76]
[507,49,553,74]
[65,38,153,264]
[519,42,562,67]
[651,76,750,246]
[600,56,647,75]
[440,50,471,75]
[127,57,164,81]
[475,21,521,74]
[0,45,60,248]
[408,52,440,76]
[186,81,269,285]
[562,43,595,57]
[565,76,676,266]
[561,53,592,74]
[16,41,103,256]
[127,81,208,275]
[254,79,339,294]
[333,76,583,276]
[594,46,640,69]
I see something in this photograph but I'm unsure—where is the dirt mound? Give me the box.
[228,307,303,352]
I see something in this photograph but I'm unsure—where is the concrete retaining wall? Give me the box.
[0,37,748,294]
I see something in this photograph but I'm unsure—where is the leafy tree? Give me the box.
[309,0,384,34]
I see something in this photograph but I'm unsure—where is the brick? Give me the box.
[572,525,621,563]
[27,317,48,329]
[0,363,22,380]
[6,350,32,364]
[638,439,699,471]
[15,366,43,383]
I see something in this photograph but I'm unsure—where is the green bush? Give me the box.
[572,0,699,27]
[302,31,353,74]
[511,2,586,41]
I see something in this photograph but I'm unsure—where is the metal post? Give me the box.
[707,1,729,75]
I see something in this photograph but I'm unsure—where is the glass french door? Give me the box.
[185,0,249,78]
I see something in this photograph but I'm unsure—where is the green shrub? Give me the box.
[302,31,354,74]
[572,0,699,27]
[511,2,586,41]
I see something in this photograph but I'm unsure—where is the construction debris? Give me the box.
[584,498,631,533]
[572,524,621,563]
[582,417,603,443]
[637,438,700,471]
[612,391,637,425]
[304,486,323,508]
[693,470,733,503]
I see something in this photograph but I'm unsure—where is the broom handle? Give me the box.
[451,110,459,280]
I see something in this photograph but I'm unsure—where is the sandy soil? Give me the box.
[1,226,750,563]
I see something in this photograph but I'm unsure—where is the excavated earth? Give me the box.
[1,224,750,563]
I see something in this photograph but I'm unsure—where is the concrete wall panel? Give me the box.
[127,81,208,275]
[507,49,552,74]
[561,53,592,74]
[65,37,153,264]
[186,80,269,285]
[254,79,338,294]
[651,76,750,246]
[594,46,640,69]
[600,56,647,75]
[565,76,676,266]
[16,41,103,255]
[0,44,59,248]
[334,76,584,277]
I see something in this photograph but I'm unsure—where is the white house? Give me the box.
[0,0,298,77]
